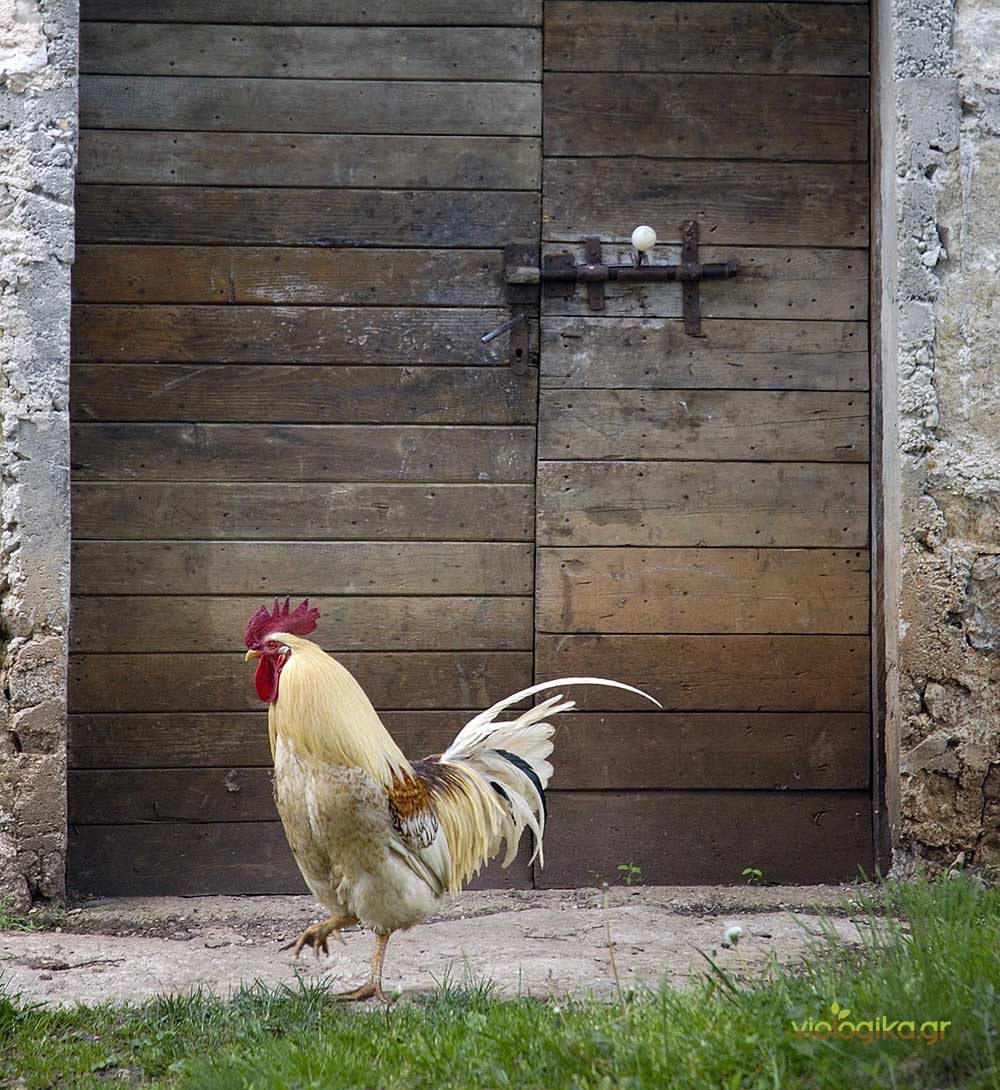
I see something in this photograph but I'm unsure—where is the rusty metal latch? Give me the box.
[503,222,738,337]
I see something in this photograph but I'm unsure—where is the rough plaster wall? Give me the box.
[0,0,74,911]
[892,0,1000,867]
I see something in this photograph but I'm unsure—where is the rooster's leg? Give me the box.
[334,930,393,1004]
[282,913,359,958]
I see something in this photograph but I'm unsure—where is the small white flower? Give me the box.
[724,925,743,947]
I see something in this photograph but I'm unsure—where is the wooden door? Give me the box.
[68,0,874,894]
[532,1,874,884]
[68,2,543,894]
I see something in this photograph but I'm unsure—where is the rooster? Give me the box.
[243,597,659,1001]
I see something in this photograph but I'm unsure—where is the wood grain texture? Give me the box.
[72,365,537,425]
[67,710,869,788]
[537,461,868,547]
[76,186,541,247]
[541,318,868,391]
[537,548,870,634]
[538,390,869,462]
[542,245,868,321]
[536,634,870,711]
[549,712,870,790]
[545,2,869,74]
[68,823,530,896]
[71,595,533,652]
[72,483,535,541]
[71,541,534,596]
[81,24,541,80]
[543,159,868,248]
[80,76,542,134]
[545,73,868,161]
[72,424,536,482]
[538,791,873,886]
[73,247,511,305]
[69,651,534,712]
[77,134,541,189]
[68,710,471,768]
[81,1,543,25]
[71,306,534,364]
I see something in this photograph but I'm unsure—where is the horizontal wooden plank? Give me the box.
[71,365,538,425]
[68,822,530,896]
[537,548,869,634]
[537,791,873,886]
[76,134,541,189]
[81,1,543,25]
[546,3,868,75]
[76,187,541,248]
[537,461,868,547]
[545,73,868,161]
[71,541,535,596]
[538,390,869,462]
[68,710,870,790]
[72,595,533,652]
[542,245,868,321]
[536,634,870,711]
[543,160,869,248]
[72,424,535,482]
[72,247,511,306]
[69,651,534,712]
[80,76,542,134]
[71,306,535,364]
[549,712,870,790]
[72,483,535,540]
[541,318,868,391]
[68,710,469,768]
[82,25,541,80]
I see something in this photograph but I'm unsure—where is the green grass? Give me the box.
[2,876,999,1089]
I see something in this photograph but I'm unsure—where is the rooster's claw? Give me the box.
[282,914,357,958]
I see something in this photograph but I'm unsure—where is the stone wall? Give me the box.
[888,0,1000,868]
[0,0,75,912]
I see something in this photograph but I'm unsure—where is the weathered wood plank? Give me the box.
[549,712,870,790]
[537,461,868,547]
[545,73,868,161]
[72,483,535,541]
[68,823,530,896]
[72,247,512,306]
[536,634,870,711]
[68,710,870,790]
[537,548,869,634]
[538,391,869,462]
[69,651,533,712]
[72,424,536,483]
[71,596,534,652]
[538,791,873,887]
[541,319,868,391]
[71,306,535,364]
[82,24,541,80]
[545,2,869,75]
[542,246,869,321]
[68,710,468,768]
[81,1,543,25]
[76,134,541,189]
[76,187,541,247]
[80,76,542,134]
[544,160,869,248]
[71,365,538,425]
[71,541,535,596]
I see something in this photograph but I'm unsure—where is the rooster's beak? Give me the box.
[245,649,261,662]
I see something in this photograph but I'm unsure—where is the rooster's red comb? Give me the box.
[244,598,320,649]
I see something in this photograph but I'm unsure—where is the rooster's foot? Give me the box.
[282,914,358,958]
[333,981,392,1004]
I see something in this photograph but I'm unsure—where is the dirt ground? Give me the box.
[0,886,866,1006]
